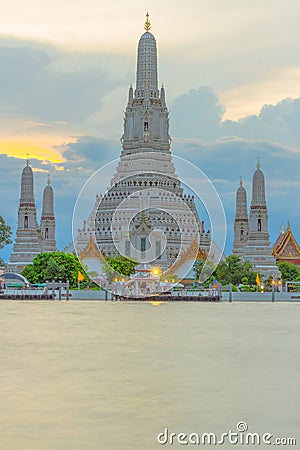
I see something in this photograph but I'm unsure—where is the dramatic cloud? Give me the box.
[223,98,300,147]
[171,87,300,148]
[0,38,131,127]
[59,136,120,167]
[170,87,225,141]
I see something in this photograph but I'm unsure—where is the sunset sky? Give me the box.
[0,0,299,260]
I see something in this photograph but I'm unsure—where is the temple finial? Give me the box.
[257,157,260,169]
[240,176,243,187]
[47,173,51,186]
[26,153,30,166]
[144,12,151,31]
[287,220,290,230]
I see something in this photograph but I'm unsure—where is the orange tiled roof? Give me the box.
[273,224,300,264]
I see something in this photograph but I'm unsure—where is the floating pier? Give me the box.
[114,293,221,302]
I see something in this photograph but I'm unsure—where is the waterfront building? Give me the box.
[242,160,280,278]
[40,175,57,252]
[75,15,211,275]
[232,178,249,258]
[273,222,300,266]
[8,161,57,273]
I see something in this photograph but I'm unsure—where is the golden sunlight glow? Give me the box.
[220,66,300,120]
[0,139,65,163]
[151,267,161,276]
[32,168,49,173]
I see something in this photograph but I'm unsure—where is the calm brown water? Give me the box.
[0,301,299,449]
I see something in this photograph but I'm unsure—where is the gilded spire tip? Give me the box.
[144,12,151,31]
[26,153,30,166]
[240,176,243,187]
[47,173,51,186]
[257,157,260,169]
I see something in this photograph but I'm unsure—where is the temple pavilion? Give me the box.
[273,223,300,266]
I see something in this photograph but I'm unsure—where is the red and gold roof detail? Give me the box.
[273,223,300,265]
[79,234,106,263]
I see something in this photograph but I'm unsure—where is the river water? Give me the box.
[0,301,299,449]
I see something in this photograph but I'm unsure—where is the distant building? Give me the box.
[273,222,300,266]
[233,160,280,278]
[72,15,212,276]
[232,178,249,258]
[8,160,57,273]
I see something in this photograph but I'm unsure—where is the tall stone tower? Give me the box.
[94,15,210,269]
[232,178,249,258]
[8,159,41,273]
[40,174,57,252]
[113,14,175,181]
[243,160,280,278]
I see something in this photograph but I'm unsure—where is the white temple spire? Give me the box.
[136,15,159,94]
[243,159,280,278]
[232,177,249,257]
[8,161,41,272]
[121,16,171,156]
[40,174,57,251]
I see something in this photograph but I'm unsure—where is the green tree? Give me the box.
[102,263,118,284]
[161,274,179,283]
[21,252,88,288]
[277,262,300,282]
[193,259,217,283]
[44,259,66,281]
[193,259,205,279]
[103,256,137,283]
[0,214,12,250]
[215,255,257,287]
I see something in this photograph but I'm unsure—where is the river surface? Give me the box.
[0,301,299,449]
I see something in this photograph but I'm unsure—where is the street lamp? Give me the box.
[151,267,161,276]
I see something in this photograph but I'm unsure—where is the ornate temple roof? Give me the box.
[79,234,106,263]
[273,223,300,265]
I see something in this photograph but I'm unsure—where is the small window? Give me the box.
[45,227,49,239]
[258,218,262,232]
[125,240,130,257]
[24,215,28,229]
[141,237,146,252]
[156,241,161,259]
[144,122,148,131]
